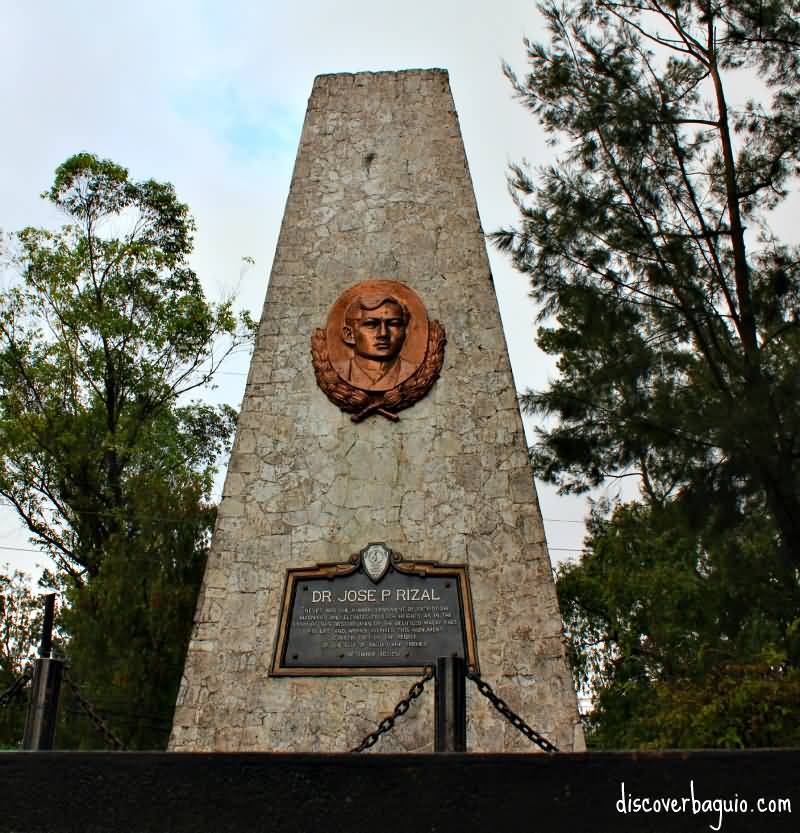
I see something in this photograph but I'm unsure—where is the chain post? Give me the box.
[434,656,466,752]
[23,594,63,750]
[38,594,56,658]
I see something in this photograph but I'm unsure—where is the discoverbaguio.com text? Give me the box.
[616,780,792,831]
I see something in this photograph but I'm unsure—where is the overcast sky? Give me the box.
[0,0,637,581]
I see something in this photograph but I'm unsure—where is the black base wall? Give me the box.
[1,750,797,833]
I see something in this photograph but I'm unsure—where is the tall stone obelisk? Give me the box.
[170,69,584,753]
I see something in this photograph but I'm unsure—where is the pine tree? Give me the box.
[496,0,800,746]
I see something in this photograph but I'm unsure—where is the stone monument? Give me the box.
[170,69,584,753]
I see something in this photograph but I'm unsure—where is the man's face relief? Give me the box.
[343,301,407,362]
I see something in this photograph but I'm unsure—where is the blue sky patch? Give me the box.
[173,83,302,162]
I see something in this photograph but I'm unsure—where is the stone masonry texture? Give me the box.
[170,69,584,753]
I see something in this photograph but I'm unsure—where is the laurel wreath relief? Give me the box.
[311,319,446,422]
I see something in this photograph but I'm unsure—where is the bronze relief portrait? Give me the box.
[312,280,445,421]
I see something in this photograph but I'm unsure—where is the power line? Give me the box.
[0,499,215,526]
[542,518,585,524]
[0,499,590,529]
[1,542,589,555]
[0,544,45,554]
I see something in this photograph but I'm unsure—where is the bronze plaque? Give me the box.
[271,544,479,676]
[311,280,445,422]
[326,281,429,392]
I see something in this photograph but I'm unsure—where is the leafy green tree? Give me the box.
[0,153,255,747]
[496,0,800,745]
[559,502,800,748]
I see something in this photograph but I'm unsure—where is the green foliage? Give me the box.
[0,153,255,748]
[559,502,800,747]
[1,152,253,580]
[499,0,800,745]
[56,491,212,749]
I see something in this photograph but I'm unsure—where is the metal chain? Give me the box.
[467,671,559,753]
[0,665,32,708]
[63,667,127,751]
[349,666,434,753]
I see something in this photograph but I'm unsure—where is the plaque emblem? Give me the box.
[311,279,446,422]
[361,542,391,583]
